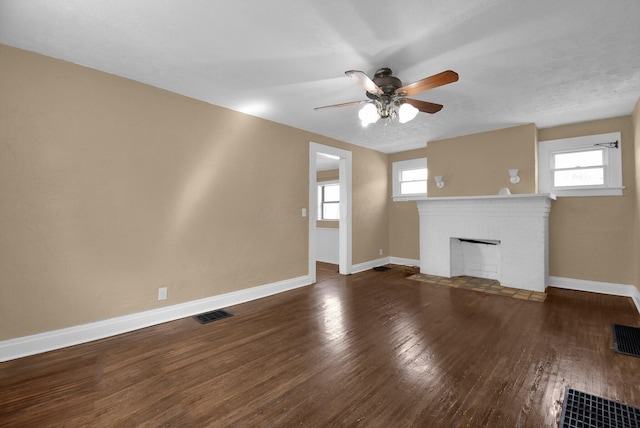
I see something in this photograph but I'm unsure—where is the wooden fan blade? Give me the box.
[345,70,384,95]
[314,100,369,110]
[395,70,458,97]
[403,98,444,114]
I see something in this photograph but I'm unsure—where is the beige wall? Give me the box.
[538,116,636,287]
[388,124,537,260]
[347,143,390,261]
[317,169,339,182]
[388,148,427,260]
[316,220,339,229]
[426,124,537,196]
[0,45,388,340]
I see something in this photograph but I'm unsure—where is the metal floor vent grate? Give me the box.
[560,388,640,428]
[193,309,233,324]
[373,266,391,271]
[612,324,640,357]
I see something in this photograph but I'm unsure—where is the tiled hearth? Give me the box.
[407,273,547,302]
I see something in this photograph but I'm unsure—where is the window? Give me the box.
[318,182,339,220]
[553,149,604,187]
[392,158,427,201]
[538,132,623,197]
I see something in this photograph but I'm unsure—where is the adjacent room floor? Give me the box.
[1,266,639,427]
[316,261,341,282]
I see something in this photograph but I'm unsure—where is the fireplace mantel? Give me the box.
[416,194,555,292]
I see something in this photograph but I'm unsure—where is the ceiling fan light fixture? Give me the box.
[315,68,457,127]
[358,103,380,126]
[398,102,419,124]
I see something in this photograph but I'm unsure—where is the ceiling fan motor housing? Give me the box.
[366,68,402,99]
[365,68,401,118]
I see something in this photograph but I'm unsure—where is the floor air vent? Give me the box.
[612,324,640,357]
[193,309,233,324]
[560,387,640,428]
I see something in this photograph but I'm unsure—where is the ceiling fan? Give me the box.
[314,68,458,125]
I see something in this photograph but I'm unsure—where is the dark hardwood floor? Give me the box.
[316,261,341,282]
[2,266,639,427]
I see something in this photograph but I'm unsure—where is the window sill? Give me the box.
[550,186,625,197]
[393,194,427,202]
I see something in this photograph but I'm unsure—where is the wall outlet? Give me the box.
[158,287,168,300]
[379,248,383,256]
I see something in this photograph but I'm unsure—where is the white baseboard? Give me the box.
[351,257,390,274]
[549,276,640,314]
[388,257,420,267]
[350,256,419,274]
[0,275,313,363]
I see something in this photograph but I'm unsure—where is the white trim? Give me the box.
[549,276,640,314]
[0,275,313,362]
[351,257,390,274]
[338,154,353,275]
[349,256,421,274]
[309,143,352,277]
[392,195,428,202]
[538,132,623,197]
[388,257,420,267]
[544,186,625,197]
[392,157,427,201]
[350,257,419,274]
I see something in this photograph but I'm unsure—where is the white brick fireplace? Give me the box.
[416,194,555,292]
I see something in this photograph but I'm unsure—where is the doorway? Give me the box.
[309,142,352,283]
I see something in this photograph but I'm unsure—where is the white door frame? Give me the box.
[309,142,352,281]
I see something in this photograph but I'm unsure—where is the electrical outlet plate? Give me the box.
[158,287,168,300]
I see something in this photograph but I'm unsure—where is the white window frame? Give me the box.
[318,180,340,220]
[392,158,427,201]
[538,132,623,197]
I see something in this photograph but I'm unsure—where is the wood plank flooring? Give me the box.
[316,261,341,282]
[1,266,640,427]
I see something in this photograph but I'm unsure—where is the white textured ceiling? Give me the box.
[1,0,639,153]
